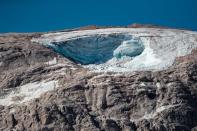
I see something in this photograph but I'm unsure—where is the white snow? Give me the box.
[0,80,58,106]
[155,105,176,113]
[32,28,196,43]
[9,108,16,114]
[32,28,197,72]
[130,104,180,122]
[156,82,162,88]
[122,37,162,70]
[45,57,57,65]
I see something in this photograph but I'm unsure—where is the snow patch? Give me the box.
[46,57,57,65]
[130,104,180,122]
[0,80,58,106]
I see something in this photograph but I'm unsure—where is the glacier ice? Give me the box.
[32,28,197,72]
[45,34,144,65]
[113,38,144,59]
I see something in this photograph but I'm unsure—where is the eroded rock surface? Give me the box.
[0,28,196,131]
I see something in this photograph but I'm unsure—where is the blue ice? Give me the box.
[46,34,144,65]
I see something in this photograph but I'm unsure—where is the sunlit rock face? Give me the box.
[45,34,144,65]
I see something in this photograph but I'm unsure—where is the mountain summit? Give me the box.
[0,27,197,131]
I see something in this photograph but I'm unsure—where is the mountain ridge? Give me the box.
[0,27,196,131]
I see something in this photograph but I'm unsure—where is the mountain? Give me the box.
[0,27,197,131]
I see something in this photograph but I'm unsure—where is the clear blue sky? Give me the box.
[0,0,197,33]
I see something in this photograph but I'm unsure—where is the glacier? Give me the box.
[43,34,144,65]
[32,28,197,72]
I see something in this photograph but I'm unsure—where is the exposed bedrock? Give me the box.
[0,51,196,131]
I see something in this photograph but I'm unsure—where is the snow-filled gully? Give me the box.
[0,80,58,106]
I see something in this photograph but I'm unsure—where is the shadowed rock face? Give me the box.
[0,28,197,131]
[0,34,64,90]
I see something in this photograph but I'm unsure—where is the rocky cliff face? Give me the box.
[0,28,197,131]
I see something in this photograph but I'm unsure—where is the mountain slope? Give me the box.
[0,27,197,131]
